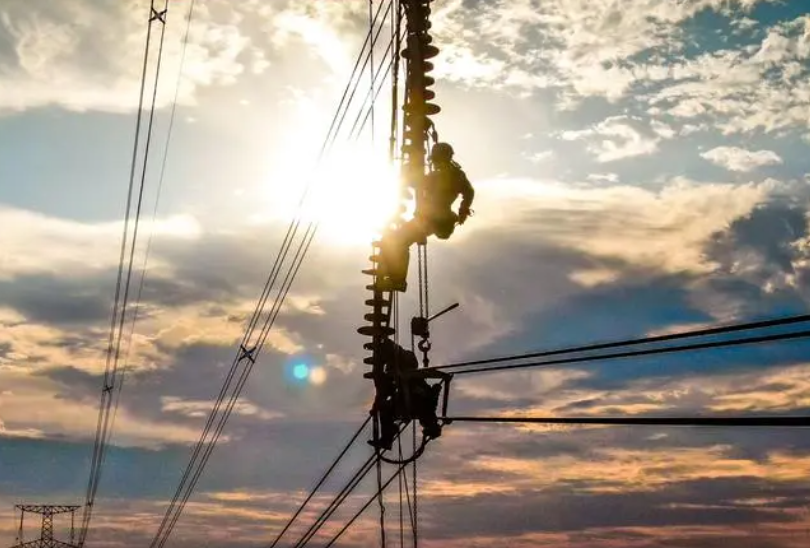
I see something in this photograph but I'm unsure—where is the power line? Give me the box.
[323,461,410,548]
[268,417,371,548]
[268,8,405,546]
[433,313,810,372]
[80,2,169,544]
[316,414,810,546]
[426,328,810,377]
[440,416,810,427]
[349,11,402,141]
[293,453,379,548]
[291,424,411,548]
[108,0,198,496]
[149,4,395,546]
[332,0,391,144]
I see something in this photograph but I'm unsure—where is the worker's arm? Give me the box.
[457,168,474,222]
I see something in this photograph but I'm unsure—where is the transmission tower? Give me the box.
[10,505,81,548]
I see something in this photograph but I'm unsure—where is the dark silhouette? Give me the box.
[11,505,81,548]
[370,339,443,450]
[377,142,475,292]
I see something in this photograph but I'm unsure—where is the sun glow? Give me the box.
[263,143,402,245]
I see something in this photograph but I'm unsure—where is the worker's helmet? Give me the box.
[430,142,454,163]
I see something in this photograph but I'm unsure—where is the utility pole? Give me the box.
[10,505,81,548]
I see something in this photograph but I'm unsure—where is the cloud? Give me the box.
[704,200,810,304]
[0,207,200,279]
[560,116,659,162]
[701,146,783,172]
[0,369,203,446]
[587,173,620,184]
[0,0,257,114]
[0,159,804,449]
[430,0,779,104]
[0,417,43,439]
[524,150,555,164]
[649,14,810,135]
[270,8,354,75]
[472,176,780,276]
[469,445,810,494]
[161,396,283,420]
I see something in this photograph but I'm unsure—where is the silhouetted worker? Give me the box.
[371,339,443,451]
[377,142,475,292]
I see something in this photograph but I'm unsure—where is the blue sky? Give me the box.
[2,1,810,547]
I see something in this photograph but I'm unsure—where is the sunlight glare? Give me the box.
[263,143,401,245]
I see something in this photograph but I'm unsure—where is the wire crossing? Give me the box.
[80,1,170,545]
[148,4,397,548]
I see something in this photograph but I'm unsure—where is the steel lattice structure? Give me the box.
[11,505,81,548]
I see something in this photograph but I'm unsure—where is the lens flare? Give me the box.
[293,363,309,380]
[309,366,327,385]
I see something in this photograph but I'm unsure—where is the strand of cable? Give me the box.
[398,436,405,548]
[376,444,387,548]
[331,0,391,144]
[292,423,410,548]
[83,3,159,526]
[322,460,411,548]
[80,2,169,544]
[412,419,418,548]
[439,416,810,427]
[236,0,389,355]
[430,328,810,377]
[400,460,416,539]
[369,0,376,142]
[228,48,404,546]
[243,14,400,360]
[267,417,371,548]
[391,15,405,532]
[246,17,399,358]
[149,7,393,547]
[431,313,810,372]
[232,2,392,360]
[243,33,400,542]
[88,7,171,536]
[107,0,197,500]
[348,26,406,141]
[389,0,402,163]
[292,454,378,548]
[156,3,396,544]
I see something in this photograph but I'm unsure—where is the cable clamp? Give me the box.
[150,7,167,24]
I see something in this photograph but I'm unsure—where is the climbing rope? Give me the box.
[397,436,405,548]
[412,420,418,548]
[376,453,387,548]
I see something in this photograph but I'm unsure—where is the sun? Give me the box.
[262,143,403,246]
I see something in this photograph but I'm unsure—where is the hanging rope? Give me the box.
[376,428,387,548]
[397,436,405,548]
[412,420,418,548]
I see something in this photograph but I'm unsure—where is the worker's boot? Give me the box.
[375,237,409,292]
[421,417,442,439]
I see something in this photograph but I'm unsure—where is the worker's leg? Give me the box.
[431,213,458,240]
[374,397,397,450]
[413,381,442,438]
[378,220,425,291]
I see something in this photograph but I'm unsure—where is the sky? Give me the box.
[2,0,810,547]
